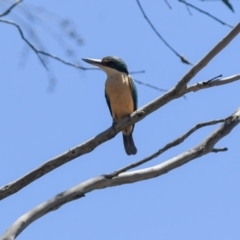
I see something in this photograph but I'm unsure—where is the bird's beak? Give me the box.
[82,58,103,67]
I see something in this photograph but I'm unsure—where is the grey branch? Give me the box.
[186,74,240,92]
[0,22,240,201]
[175,22,240,91]
[179,0,233,28]
[105,118,228,179]
[1,108,240,240]
[136,0,193,65]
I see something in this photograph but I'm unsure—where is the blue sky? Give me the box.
[0,0,240,239]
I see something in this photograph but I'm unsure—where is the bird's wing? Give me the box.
[128,75,138,111]
[128,75,138,132]
[104,90,112,116]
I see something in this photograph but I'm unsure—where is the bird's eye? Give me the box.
[102,58,110,63]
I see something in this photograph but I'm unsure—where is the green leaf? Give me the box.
[222,0,234,12]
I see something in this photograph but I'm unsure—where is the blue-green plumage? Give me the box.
[82,56,138,155]
[104,91,112,116]
[128,76,138,129]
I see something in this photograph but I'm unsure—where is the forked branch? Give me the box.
[1,108,239,240]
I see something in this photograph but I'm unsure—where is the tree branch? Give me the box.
[128,70,145,75]
[179,0,233,28]
[0,0,23,18]
[212,147,228,153]
[136,0,193,65]
[0,19,48,69]
[0,19,98,71]
[186,74,240,92]
[105,118,228,179]
[0,23,239,201]
[0,18,146,82]
[1,108,239,240]
[175,22,240,91]
[164,0,172,9]
[134,79,167,92]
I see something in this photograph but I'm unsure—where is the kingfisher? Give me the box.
[82,56,138,155]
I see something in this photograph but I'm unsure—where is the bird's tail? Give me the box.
[123,133,137,155]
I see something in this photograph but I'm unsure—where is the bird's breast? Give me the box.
[105,75,134,121]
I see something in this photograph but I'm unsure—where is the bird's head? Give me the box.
[82,56,129,76]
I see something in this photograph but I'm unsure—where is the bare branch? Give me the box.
[164,0,172,9]
[0,19,48,69]
[186,74,240,92]
[36,49,96,70]
[136,0,193,65]
[0,19,146,77]
[134,79,167,92]
[0,0,23,17]
[129,70,145,75]
[1,108,239,240]
[0,24,239,201]
[212,147,228,152]
[175,22,240,91]
[179,0,233,28]
[203,74,222,83]
[185,4,193,15]
[221,0,234,12]
[105,118,228,179]
[0,19,96,71]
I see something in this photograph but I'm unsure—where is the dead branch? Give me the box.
[186,74,240,92]
[1,108,239,240]
[105,118,229,179]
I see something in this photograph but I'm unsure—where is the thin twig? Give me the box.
[37,49,96,70]
[175,22,240,91]
[0,0,23,17]
[136,0,192,65]
[185,3,193,15]
[212,148,228,153]
[0,15,157,91]
[0,19,96,71]
[186,74,240,92]
[164,0,172,9]
[129,70,145,74]
[179,0,233,28]
[203,74,222,84]
[0,19,146,76]
[0,19,48,69]
[134,79,167,92]
[105,118,228,178]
